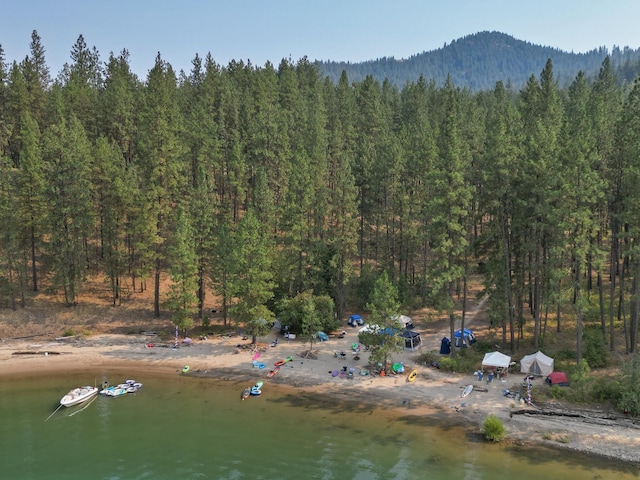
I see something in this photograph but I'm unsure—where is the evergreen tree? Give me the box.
[165,206,198,331]
[59,34,102,138]
[615,78,640,354]
[229,210,275,343]
[561,71,606,361]
[322,72,359,320]
[92,136,131,304]
[361,270,402,371]
[479,81,522,351]
[424,76,473,355]
[43,115,94,305]
[136,53,186,316]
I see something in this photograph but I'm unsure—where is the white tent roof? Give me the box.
[520,351,554,377]
[481,351,511,369]
[390,314,413,327]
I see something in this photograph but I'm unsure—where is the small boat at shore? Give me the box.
[99,379,143,397]
[241,387,251,400]
[266,366,280,378]
[60,386,99,407]
[100,385,127,397]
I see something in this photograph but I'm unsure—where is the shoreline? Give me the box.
[2,331,639,466]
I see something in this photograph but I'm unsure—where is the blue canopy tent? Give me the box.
[454,328,476,347]
[348,314,364,327]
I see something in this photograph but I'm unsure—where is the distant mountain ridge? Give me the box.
[316,31,640,90]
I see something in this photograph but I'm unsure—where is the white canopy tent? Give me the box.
[481,351,511,369]
[520,351,554,377]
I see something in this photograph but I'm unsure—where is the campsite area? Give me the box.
[1,282,639,466]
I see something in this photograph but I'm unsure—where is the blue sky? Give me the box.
[2,0,639,79]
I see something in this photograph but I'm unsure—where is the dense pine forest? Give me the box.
[317,31,640,90]
[2,30,640,376]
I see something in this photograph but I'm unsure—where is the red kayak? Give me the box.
[267,366,281,378]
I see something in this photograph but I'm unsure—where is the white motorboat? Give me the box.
[60,386,99,407]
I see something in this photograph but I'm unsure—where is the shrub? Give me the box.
[615,357,640,416]
[482,414,505,442]
[202,316,211,327]
[582,327,608,368]
[548,385,566,400]
[590,376,621,403]
[437,349,479,373]
[568,359,593,402]
[418,351,439,366]
[62,328,75,337]
[555,349,577,361]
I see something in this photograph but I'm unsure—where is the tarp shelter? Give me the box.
[316,331,329,341]
[359,324,379,334]
[440,337,451,355]
[481,351,511,369]
[402,330,421,350]
[520,351,554,377]
[546,371,570,386]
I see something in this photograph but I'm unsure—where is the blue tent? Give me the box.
[317,331,329,341]
[348,314,364,327]
[454,328,473,338]
[454,329,476,347]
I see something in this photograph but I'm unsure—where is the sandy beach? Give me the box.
[2,327,639,465]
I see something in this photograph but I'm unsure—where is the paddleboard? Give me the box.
[461,384,473,398]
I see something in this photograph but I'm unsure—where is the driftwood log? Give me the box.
[510,406,640,428]
[12,351,62,355]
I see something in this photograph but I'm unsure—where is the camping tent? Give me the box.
[481,351,511,369]
[392,314,414,329]
[546,371,570,386]
[520,351,554,377]
[348,314,364,327]
[402,330,421,350]
[454,328,476,347]
[316,331,329,342]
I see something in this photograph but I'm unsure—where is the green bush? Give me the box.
[548,385,567,400]
[437,349,480,373]
[590,376,621,403]
[62,328,75,337]
[418,351,439,367]
[615,357,640,416]
[202,316,211,327]
[583,327,608,368]
[482,414,505,442]
[555,349,577,361]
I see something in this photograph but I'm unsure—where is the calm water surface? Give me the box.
[0,369,636,480]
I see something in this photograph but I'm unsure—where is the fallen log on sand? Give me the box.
[510,407,640,428]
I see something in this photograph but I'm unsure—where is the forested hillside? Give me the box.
[2,31,640,368]
[317,31,640,90]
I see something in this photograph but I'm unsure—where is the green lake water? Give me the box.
[0,369,637,480]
